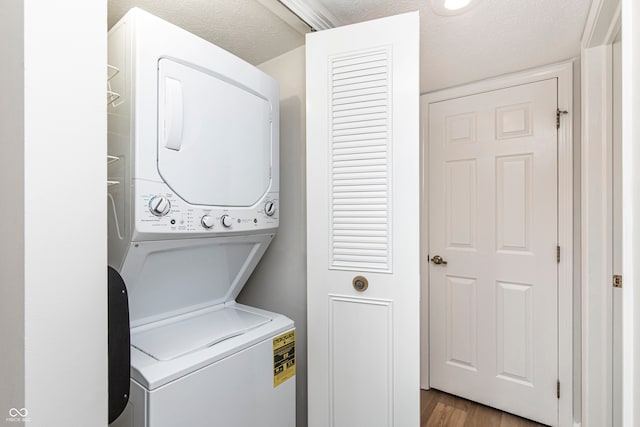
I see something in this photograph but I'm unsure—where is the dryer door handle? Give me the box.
[164,77,184,151]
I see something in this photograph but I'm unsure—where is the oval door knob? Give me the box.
[431,255,448,265]
[352,275,369,292]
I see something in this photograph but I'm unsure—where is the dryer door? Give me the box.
[157,58,272,207]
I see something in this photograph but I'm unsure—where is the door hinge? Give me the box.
[556,109,568,129]
[557,246,560,263]
[613,274,623,288]
[557,380,560,399]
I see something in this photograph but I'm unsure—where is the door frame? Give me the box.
[420,60,575,427]
[580,0,621,425]
[580,0,640,424]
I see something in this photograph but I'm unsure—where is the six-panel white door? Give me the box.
[306,12,420,427]
[429,79,559,426]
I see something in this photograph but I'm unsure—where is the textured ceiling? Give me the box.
[108,0,593,94]
[317,0,593,92]
[108,0,306,65]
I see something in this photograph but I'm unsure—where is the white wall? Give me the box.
[238,45,307,427]
[622,0,640,424]
[0,0,26,416]
[0,1,108,425]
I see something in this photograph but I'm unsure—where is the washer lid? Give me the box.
[157,58,272,207]
[120,234,273,328]
[131,306,271,361]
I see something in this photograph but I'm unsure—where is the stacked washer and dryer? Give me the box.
[107,9,295,427]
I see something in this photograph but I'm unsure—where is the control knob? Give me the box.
[148,196,171,217]
[201,215,214,229]
[221,215,232,228]
[264,201,276,216]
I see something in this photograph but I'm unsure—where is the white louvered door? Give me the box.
[306,12,420,427]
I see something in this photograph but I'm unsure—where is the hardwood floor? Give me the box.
[421,389,548,427]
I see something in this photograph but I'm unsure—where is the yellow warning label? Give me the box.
[273,330,296,388]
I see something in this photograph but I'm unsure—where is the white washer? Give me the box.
[107,9,294,427]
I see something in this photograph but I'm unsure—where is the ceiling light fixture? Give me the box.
[444,0,471,10]
[431,0,479,16]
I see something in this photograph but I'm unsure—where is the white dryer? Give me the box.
[107,9,294,427]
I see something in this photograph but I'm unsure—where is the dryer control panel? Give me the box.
[134,180,278,237]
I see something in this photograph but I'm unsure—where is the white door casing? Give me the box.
[613,34,622,427]
[306,12,420,427]
[581,1,622,424]
[429,79,559,426]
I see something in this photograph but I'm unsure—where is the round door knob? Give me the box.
[431,255,448,265]
[264,201,276,216]
[352,275,369,292]
[148,196,171,217]
[221,215,232,228]
[201,215,214,229]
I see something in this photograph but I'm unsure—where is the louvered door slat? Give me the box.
[330,48,391,272]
